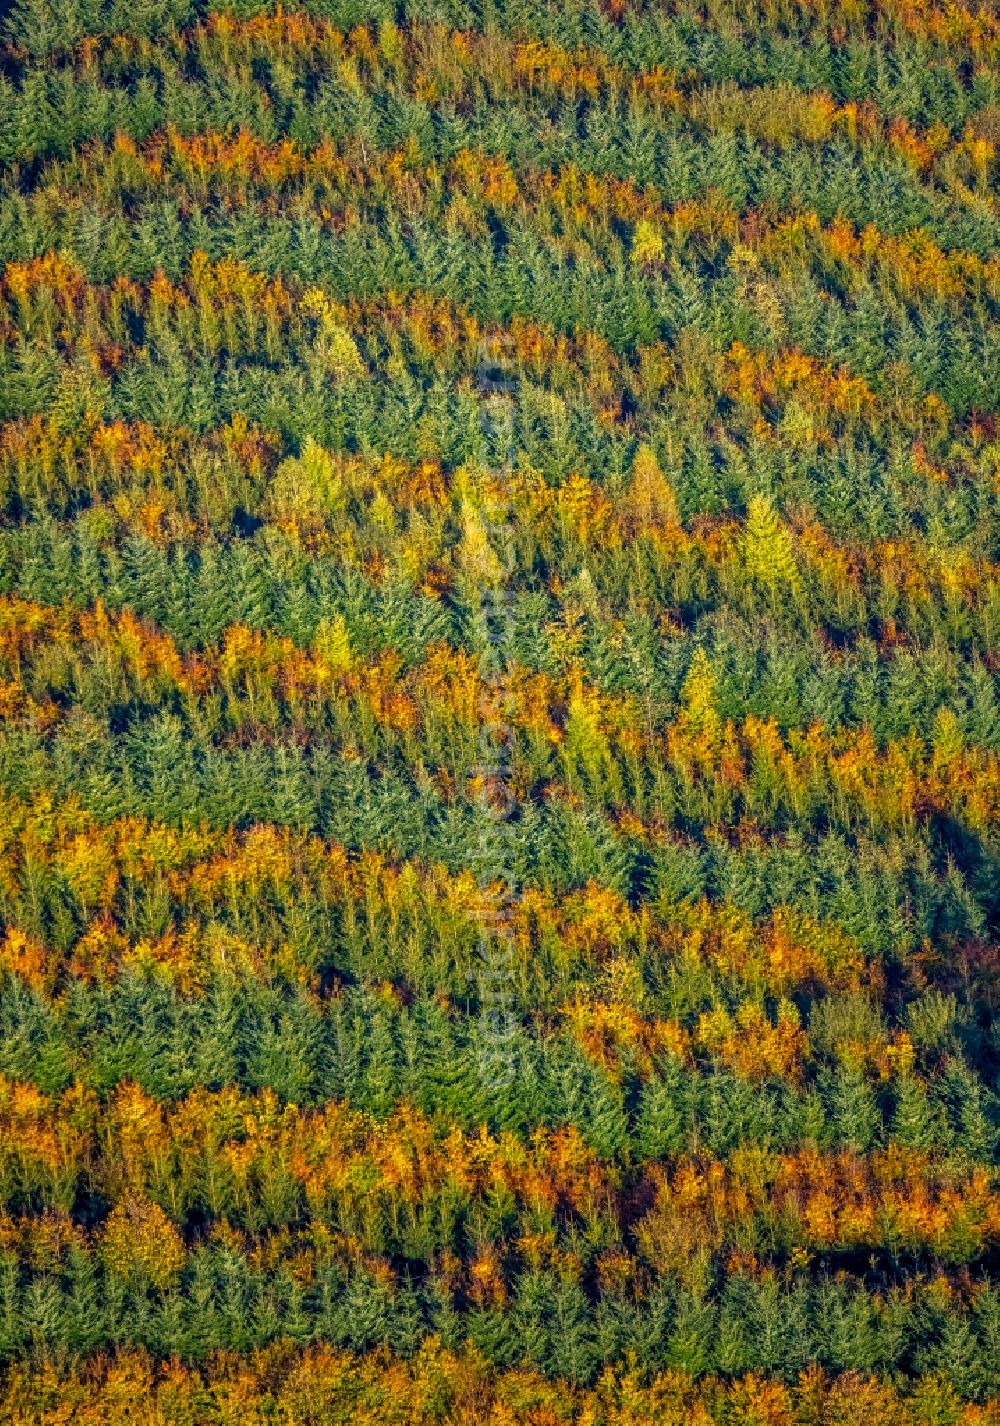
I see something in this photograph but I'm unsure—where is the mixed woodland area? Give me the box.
[0,0,1000,1419]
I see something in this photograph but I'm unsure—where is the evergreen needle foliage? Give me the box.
[0,0,998,1419]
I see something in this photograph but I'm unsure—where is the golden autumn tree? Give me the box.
[101,1196,186,1290]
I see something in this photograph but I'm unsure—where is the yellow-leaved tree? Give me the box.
[300,287,365,380]
[266,438,344,548]
[456,500,503,586]
[679,646,720,742]
[101,1196,186,1290]
[742,494,799,592]
[629,444,679,532]
[314,613,355,676]
[631,218,665,268]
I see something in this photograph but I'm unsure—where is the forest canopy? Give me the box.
[0,0,999,1421]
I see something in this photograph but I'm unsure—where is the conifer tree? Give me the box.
[743,494,800,594]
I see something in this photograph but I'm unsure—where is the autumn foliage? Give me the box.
[0,0,999,1416]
